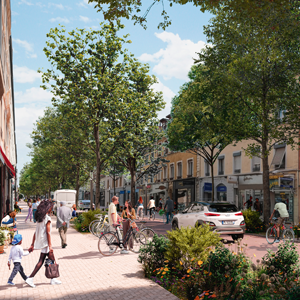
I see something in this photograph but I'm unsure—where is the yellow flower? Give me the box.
[164,260,169,263]
[198,260,203,266]
[191,258,195,262]
[180,261,183,265]
[254,254,256,257]
[209,272,212,276]
[164,268,169,272]
[204,270,208,274]
[187,269,191,273]
[162,272,166,275]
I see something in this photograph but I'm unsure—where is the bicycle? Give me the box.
[266,217,294,244]
[98,220,147,256]
[138,221,156,241]
[89,214,109,237]
[136,207,144,221]
[148,208,156,221]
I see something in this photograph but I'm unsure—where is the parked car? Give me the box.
[171,202,245,240]
[78,200,91,210]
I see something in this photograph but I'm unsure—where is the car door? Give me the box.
[181,203,202,227]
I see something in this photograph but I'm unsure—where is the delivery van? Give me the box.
[53,189,76,209]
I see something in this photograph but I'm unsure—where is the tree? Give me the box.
[88,0,296,29]
[197,3,300,222]
[105,159,126,195]
[167,65,245,201]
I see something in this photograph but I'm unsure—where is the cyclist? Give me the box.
[147,196,155,220]
[136,197,144,220]
[269,199,289,243]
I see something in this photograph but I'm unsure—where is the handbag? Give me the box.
[45,259,60,279]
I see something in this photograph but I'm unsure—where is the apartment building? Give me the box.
[0,0,17,218]
[200,141,299,223]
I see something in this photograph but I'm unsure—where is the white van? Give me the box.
[53,189,76,209]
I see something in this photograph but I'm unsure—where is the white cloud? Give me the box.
[139,32,207,81]
[18,0,33,5]
[13,38,37,58]
[15,87,52,104]
[78,0,92,8]
[49,17,70,24]
[48,3,65,10]
[152,79,175,119]
[14,66,41,84]
[12,11,19,16]
[80,16,90,23]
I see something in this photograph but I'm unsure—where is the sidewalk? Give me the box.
[0,202,179,300]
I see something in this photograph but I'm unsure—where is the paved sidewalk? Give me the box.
[0,202,179,300]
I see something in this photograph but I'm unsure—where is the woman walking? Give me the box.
[32,200,38,223]
[26,200,61,288]
[25,199,33,222]
[136,197,144,220]
[121,201,136,253]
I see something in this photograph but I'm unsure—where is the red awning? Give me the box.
[0,146,15,177]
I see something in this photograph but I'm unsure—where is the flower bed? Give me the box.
[139,226,300,300]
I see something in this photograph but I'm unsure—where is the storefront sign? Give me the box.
[279,177,293,189]
[269,174,284,179]
[227,176,238,184]
[239,175,262,185]
[204,182,212,192]
[269,179,279,189]
[217,185,227,192]
[147,185,151,189]
[136,186,143,189]
[120,191,125,194]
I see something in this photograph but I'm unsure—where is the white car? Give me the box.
[172,202,245,240]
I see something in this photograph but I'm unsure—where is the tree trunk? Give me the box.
[113,177,116,195]
[90,172,93,210]
[211,162,215,202]
[130,159,136,207]
[75,165,80,208]
[262,140,270,224]
[94,124,101,209]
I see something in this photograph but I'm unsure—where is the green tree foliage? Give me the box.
[88,0,295,29]
[167,65,244,201]
[198,2,300,222]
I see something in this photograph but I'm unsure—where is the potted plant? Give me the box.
[0,230,6,254]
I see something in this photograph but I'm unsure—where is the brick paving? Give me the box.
[0,202,179,300]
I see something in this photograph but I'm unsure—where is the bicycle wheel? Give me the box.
[98,232,119,256]
[283,229,295,242]
[129,231,147,253]
[141,228,155,242]
[89,220,98,233]
[266,226,276,244]
[92,221,107,236]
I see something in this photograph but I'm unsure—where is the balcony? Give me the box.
[187,174,192,178]
[163,178,167,182]
[218,171,224,175]
[170,177,174,180]
[252,165,260,172]
[177,176,182,179]
[234,169,241,174]
[205,172,210,176]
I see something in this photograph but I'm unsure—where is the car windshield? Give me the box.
[208,204,238,213]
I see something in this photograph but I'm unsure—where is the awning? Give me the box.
[0,146,15,177]
[271,147,285,166]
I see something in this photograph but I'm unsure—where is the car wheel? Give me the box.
[232,234,244,241]
[172,220,178,230]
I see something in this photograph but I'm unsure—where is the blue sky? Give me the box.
[11,0,212,175]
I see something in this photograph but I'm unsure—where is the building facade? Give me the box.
[0,0,17,218]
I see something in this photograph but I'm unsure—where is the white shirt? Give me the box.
[34,214,52,250]
[32,203,38,209]
[8,245,29,263]
[108,202,117,225]
[274,203,289,218]
[149,199,155,208]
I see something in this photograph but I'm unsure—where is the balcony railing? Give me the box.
[218,171,224,175]
[205,172,210,176]
[252,165,260,172]
[234,169,241,174]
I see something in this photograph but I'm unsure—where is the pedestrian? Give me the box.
[72,204,77,218]
[14,201,21,213]
[108,196,127,254]
[26,200,61,287]
[56,201,72,249]
[136,197,144,220]
[121,201,136,251]
[1,211,17,231]
[253,198,261,213]
[244,196,253,209]
[7,234,31,286]
[6,198,10,214]
[164,197,174,224]
[147,196,156,220]
[25,199,33,222]
[32,200,38,223]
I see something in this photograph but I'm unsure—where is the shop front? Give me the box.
[173,178,195,211]
[270,175,294,222]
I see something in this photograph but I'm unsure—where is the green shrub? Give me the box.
[263,241,299,277]
[81,209,105,227]
[286,285,300,300]
[138,234,169,277]
[242,209,264,233]
[165,224,221,271]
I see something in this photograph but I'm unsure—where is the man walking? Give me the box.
[56,201,72,248]
[164,196,174,224]
[108,196,128,254]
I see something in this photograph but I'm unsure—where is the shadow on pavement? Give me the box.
[122,270,144,278]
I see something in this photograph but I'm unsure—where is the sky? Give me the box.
[11,0,213,176]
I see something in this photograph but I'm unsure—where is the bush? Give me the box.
[165,224,221,271]
[242,209,265,233]
[81,209,105,227]
[138,234,169,277]
[286,285,300,300]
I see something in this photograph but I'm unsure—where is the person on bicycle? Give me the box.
[147,196,155,220]
[109,196,128,254]
[136,197,144,220]
[269,199,289,243]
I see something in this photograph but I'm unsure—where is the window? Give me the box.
[271,144,286,169]
[107,180,109,189]
[205,160,210,176]
[157,170,161,182]
[218,156,224,175]
[150,175,153,183]
[233,152,241,174]
[252,156,261,172]
[163,166,167,180]
[216,184,227,201]
[119,177,122,186]
[177,162,182,179]
[170,164,174,180]
[187,159,193,177]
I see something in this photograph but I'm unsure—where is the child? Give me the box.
[7,234,33,287]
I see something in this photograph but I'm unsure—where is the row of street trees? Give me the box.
[19,22,167,207]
